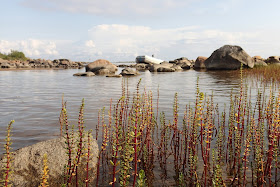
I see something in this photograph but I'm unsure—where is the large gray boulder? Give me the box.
[205,45,254,70]
[0,134,98,186]
[86,59,117,75]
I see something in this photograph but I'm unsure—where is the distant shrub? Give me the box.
[0,52,6,59]
[0,50,28,61]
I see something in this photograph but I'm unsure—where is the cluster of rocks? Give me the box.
[73,45,280,77]
[132,57,194,72]
[74,59,140,77]
[194,45,279,70]
[0,58,86,69]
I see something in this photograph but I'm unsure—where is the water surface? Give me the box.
[0,67,246,153]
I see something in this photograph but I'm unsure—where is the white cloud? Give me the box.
[85,40,95,48]
[0,39,58,59]
[1,25,280,61]
[21,0,194,16]
[86,24,274,61]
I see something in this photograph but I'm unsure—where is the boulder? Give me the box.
[179,60,192,69]
[194,56,207,69]
[0,58,9,63]
[204,45,254,70]
[149,62,174,72]
[0,62,14,69]
[252,56,267,67]
[135,63,149,71]
[253,56,262,60]
[157,67,176,72]
[120,68,140,76]
[96,68,110,75]
[86,59,117,75]
[266,56,280,64]
[170,57,192,69]
[172,65,183,71]
[0,134,98,186]
[73,72,95,77]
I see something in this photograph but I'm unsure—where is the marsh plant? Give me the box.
[93,72,280,186]
[1,66,280,186]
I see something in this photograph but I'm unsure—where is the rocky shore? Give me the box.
[74,45,280,77]
[0,58,86,69]
[1,45,280,75]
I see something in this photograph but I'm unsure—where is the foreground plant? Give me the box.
[1,120,14,187]
[2,65,280,186]
[40,154,49,187]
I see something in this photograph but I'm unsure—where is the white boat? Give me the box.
[136,55,164,64]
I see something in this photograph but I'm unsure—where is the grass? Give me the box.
[244,64,280,85]
[1,65,280,186]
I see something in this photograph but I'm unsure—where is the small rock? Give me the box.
[73,72,95,77]
[120,68,140,76]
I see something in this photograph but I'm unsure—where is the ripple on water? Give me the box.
[0,67,263,154]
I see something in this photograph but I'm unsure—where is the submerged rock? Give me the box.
[73,72,95,76]
[106,74,122,78]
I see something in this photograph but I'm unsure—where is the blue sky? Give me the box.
[1,0,280,62]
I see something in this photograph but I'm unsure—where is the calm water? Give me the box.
[0,67,248,154]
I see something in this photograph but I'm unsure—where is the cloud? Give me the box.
[0,39,58,59]
[86,24,272,61]
[85,40,95,48]
[1,25,280,61]
[21,0,194,16]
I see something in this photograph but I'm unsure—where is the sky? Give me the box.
[1,0,280,62]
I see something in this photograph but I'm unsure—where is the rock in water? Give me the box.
[85,59,117,75]
[205,45,254,70]
[253,56,267,67]
[120,68,140,76]
[149,62,175,72]
[0,134,98,186]
[266,56,280,64]
[73,72,95,76]
[194,56,207,69]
